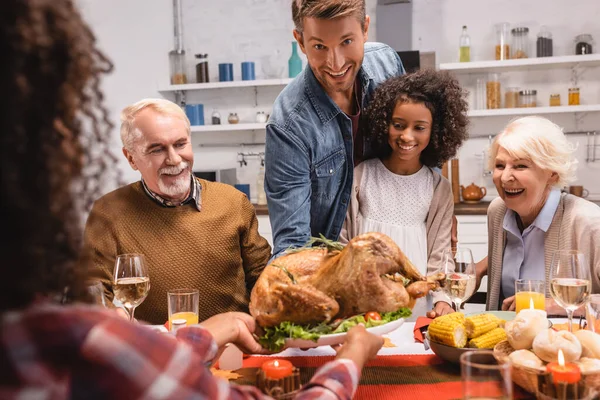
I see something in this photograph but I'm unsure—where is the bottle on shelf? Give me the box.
[459,26,471,62]
[288,41,303,78]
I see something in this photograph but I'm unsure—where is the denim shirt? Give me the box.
[265,42,405,258]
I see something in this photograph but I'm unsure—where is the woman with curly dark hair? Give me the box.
[341,69,469,319]
[0,1,384,397]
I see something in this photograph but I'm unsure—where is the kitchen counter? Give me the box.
[253,204,269,215]
[454,201,490,215]
[254,202,491,217]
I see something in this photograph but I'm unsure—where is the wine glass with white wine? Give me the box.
[549,250,590,332]
[113,254,150,321]
[441,247,476,312]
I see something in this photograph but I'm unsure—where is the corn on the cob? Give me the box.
[428,316,467,348]
[467,327,507,349]
[437,312,466,323]
[465,313,500,338]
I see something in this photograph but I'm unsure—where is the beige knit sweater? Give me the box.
[486,193,600,310]
[80,179,271,324]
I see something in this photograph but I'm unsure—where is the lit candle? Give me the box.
[261,359,293,380]
[546,349,581,384]
[516,300,547,320]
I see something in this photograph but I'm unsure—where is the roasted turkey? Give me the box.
[250,232,445,327]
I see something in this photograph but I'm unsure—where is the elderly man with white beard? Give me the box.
[80,98,271,324]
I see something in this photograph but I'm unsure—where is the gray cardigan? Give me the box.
[486,193,600,310]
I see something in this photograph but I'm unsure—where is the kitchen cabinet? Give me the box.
[457,215,488,294]
[257,215,273,248]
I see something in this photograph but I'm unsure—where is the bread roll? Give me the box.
[505,310,548,350]
[574,330,600,359]
[508,349,544,369]
[575,357,600,374]
[532,329,582,363]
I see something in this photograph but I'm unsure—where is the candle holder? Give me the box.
[256,367,301,399]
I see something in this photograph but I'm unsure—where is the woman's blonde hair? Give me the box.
[488,116,577,188]
[120,98,190,152]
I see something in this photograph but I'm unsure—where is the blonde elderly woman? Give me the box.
[480,116,600,312]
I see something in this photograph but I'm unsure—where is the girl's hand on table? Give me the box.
[501,296,516,311]
[427,301,454,318]
[334,324,384,370]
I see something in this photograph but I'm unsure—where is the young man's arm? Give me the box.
[264,123,312,259]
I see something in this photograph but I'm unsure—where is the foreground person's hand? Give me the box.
[199,312,270,355]
[334,325,383,370]
[427,301,454,319]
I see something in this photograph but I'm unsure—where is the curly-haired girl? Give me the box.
[341,69,469,319]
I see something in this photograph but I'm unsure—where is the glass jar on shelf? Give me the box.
[575,34,594,55]
[549,94,561,107]
[195,54,209,83]
[536,26,553,57]
[228,112,240,124]
[486,73,501,109]
[511,27,530,59]
[495,22,511,60]
[169,49,187,85]
[504,87,519,108]
[568,88,580,105]
[518,90,537,108]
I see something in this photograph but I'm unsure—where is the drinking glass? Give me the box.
[167,288,199,331]
[441,247,476,312]
[514,279,545,313]
[113,254,150,321]
[586,294,600,333]
[549,250,591,332]
[461,350,512,400]
[86,281,107,307]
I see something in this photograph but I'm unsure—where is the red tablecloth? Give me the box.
[233,353,530,400]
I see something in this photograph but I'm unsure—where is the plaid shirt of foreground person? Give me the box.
[0,303,359,399]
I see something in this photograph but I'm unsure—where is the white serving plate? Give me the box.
[283,318,405,349]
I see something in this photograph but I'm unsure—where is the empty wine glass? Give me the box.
[113,254,150,321]
[549,250,591,332]
[441,247,476,312]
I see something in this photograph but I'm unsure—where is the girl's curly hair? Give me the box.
[362,69,469,168]
[0,0,118,312]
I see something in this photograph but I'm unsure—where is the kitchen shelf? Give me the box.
[439,54,600,74]
[190,123,266,133]
[468,104,600,117]
[159,78,293,92]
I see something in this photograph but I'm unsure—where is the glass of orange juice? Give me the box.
[515,279,545,313]
[167,288,199,330]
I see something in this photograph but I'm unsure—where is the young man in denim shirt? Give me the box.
[265,0,405,258]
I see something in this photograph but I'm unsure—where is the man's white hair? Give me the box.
[489,116,577,188]
[120,98,190,152]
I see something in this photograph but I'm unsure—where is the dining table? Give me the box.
[228,320,534,400]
